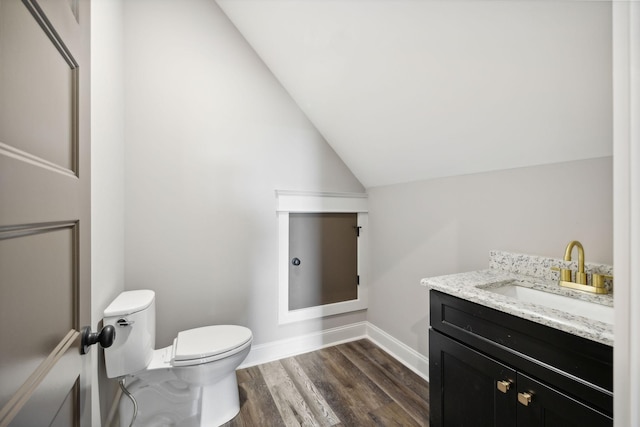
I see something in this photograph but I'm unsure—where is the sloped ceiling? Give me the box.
[216,0,612,188]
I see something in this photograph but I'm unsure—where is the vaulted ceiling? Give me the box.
[216,0,613,188]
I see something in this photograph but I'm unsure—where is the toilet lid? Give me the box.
[104,290,154,317]
[171,325,252,366]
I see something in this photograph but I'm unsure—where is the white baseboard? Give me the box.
[240,321,368,368]
[239,321,429,382]
[365,323,429,381]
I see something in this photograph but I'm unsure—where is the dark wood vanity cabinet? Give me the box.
[429,290,613,427]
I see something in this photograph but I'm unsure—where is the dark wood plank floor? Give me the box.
[222,339,430,426]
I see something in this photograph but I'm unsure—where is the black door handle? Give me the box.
[81,325,116,354]
[291,257,301,266]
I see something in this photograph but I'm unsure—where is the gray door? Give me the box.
[289,213,358,310]
[0,0,91,425]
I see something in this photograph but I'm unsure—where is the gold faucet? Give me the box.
[553,240,611,294]
[564,240,586,285]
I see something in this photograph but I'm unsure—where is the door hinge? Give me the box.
[357,275,360,285]
[354,226,362,237]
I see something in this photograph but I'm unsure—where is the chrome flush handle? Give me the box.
[116,318,135,327]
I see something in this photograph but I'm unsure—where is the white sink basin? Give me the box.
[484,282,614,325]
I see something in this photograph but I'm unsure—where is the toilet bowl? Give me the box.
[103,290,252,427]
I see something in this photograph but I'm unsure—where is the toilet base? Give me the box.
[118,371,241,427]
[118,374,200,427]
[200,373,241,426]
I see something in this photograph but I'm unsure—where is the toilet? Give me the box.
[103,290,252,427]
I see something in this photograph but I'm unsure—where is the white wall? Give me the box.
[91,0,125,334]
[91,0,125,424]
[367,157,613,358]
[122,0,365,348]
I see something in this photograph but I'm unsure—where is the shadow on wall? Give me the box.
[410,315,430,369]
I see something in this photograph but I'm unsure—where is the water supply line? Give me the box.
[118,377,138,427]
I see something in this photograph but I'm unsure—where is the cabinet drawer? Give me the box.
[430,290,613,415]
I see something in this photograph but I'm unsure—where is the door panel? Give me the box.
[0,0,77,172]
[49,380,79,427]
[0,224,78,409]
[0,0,90,425]
[8,347,80,426]
[288,213,358,310]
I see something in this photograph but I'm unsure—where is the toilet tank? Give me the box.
[103,290,156,378]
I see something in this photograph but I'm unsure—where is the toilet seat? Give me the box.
[171,325,252,367]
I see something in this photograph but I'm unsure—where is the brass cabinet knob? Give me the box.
[518,392,533,406]
[496,380,512,393]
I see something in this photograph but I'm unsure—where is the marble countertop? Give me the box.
[421,267,614,346]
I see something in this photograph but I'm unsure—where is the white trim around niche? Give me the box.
[276,190,368,213]
[276,190,369,324]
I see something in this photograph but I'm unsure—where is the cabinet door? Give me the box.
[430,330,517,427]
[516,373,612,427]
